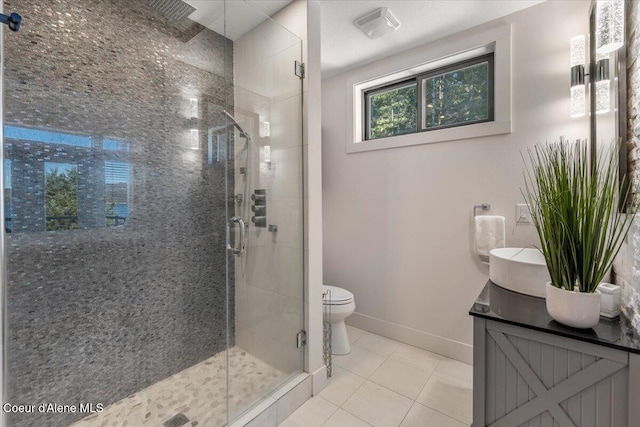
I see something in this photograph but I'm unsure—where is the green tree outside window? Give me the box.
[45,163,78,231]
[366,55,492,141]
[368,84,417,140]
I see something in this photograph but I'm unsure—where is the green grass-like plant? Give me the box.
[522,140,635,293]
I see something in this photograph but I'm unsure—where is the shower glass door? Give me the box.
[2,0,304,426]
[3,0,234,425]
[225,1,305,421]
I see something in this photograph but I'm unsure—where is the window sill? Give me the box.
[346,120,511,153]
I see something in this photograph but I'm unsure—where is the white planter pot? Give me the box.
[545,282,601,329]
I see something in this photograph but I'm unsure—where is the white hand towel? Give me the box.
[474,215,506,258]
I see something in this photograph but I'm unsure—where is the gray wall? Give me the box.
[3,0,234,425]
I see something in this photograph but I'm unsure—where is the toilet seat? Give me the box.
[323,285,354,305]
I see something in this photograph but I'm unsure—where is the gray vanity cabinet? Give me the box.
[470,283,640,427]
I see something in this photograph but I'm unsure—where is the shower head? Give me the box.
[149,0,196,21]
[223,111,251,140]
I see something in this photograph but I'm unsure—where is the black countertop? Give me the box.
[469,281,640,355]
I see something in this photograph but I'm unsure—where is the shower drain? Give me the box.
[163,412,190,427]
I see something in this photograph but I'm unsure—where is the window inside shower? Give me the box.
[2,0,304,426]
[44,162,78,231]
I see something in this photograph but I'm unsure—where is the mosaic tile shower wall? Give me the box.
[615,0,640,333]
[3,0,234,425]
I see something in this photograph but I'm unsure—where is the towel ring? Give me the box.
[473,204,490,217]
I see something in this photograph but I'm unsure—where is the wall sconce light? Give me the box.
[263,145,271,163]
[595,52,611,114]
[596,0,624,54]
[190,129,199,150]
[260,121,270,138]
[570,35,586,118]
[190,98,198,119]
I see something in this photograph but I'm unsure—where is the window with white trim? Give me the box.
[363,53,494,141]
[347,24,511,154]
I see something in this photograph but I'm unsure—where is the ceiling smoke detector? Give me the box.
[354,7,401,39]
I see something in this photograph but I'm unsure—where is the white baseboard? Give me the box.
[347,312,473,364]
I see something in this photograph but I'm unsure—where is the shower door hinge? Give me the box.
[296,330,307,348]
[295,61,305,79]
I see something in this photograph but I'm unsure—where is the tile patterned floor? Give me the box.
[70,347,286,427]
[280,326,472,427]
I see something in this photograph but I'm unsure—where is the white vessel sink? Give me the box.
[489,248,550,298]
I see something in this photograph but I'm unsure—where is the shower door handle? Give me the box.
[227,217,245,256]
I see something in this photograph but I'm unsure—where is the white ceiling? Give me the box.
[183,1,545,77]
[185,0,293,40]
[320,0,545,78]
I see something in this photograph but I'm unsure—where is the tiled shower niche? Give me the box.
[3,0,234,425]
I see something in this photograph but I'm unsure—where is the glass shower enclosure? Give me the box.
[1,0,304,425]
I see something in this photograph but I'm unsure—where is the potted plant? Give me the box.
[522,140,635,329]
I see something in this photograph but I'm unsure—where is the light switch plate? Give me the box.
[516,204,532,224]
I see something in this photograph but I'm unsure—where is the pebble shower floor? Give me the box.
[70,347,286,427]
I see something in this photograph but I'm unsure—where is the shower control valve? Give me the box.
[251,189,267,228]
[251,216,266,227]
[251,193,266,205]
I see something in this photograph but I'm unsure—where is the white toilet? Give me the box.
[323,285,356,355]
